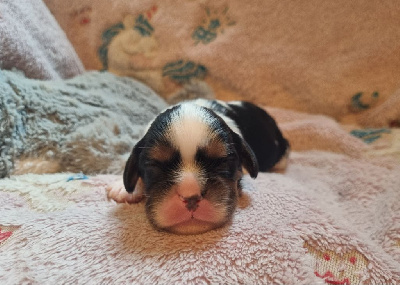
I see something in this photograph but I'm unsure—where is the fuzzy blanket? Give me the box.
[0,70,167,178]
[1,103,400,284]
[0,0,84,79]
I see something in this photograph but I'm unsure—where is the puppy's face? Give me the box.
[123,103,258,234]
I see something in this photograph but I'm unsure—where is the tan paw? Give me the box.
[106,179,144,204]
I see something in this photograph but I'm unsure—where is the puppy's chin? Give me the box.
[164,219,228,235]
[149,192,233,235]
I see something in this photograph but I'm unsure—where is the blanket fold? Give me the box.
[0,0,84,80]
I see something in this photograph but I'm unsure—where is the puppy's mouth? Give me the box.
[165,219,225,235]
[152,194,229,235]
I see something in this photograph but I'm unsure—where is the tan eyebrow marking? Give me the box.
[150,143,176,161]
[204,137,227,158]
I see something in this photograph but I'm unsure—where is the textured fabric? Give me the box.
[43,0,400,125]
[0,69,168,178]
[1,107,400,284]
[0,0,84,79]
[0,156,399,283]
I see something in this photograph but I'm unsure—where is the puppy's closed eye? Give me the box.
[195,150,237,179]
[143,155,181,188]
[144,156,179,170]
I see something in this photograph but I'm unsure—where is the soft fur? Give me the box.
[108,99,289,234]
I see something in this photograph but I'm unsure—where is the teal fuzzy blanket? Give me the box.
[0,70,167,178]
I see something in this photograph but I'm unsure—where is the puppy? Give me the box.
[107,99,289,234]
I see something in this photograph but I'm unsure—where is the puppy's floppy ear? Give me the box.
[231,131,259,178]
[123,138,145,193]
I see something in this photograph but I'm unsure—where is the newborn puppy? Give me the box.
[107,99,289,234]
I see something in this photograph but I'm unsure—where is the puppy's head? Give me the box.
[124,103,258,234]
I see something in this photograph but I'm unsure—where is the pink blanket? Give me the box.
[1,108,399,284]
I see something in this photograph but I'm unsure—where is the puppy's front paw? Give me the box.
[106,179,144,204]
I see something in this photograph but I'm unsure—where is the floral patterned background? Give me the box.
[43,0,400,127]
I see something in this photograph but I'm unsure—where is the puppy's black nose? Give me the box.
[180,195,202,212]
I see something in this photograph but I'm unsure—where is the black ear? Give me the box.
[231,131,259,178]
[123,138,145,193]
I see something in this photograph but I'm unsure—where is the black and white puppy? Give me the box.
[107,99,289,235]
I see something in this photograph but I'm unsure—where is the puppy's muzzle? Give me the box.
[176,171,204,213]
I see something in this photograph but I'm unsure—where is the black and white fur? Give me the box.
[107,99,289,235]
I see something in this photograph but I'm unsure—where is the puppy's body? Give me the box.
[193,99,289,171]
[107,99,289,234]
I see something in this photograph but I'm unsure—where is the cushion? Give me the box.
[0,0,84,79]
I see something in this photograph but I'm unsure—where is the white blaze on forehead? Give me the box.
[169,103,215,164]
